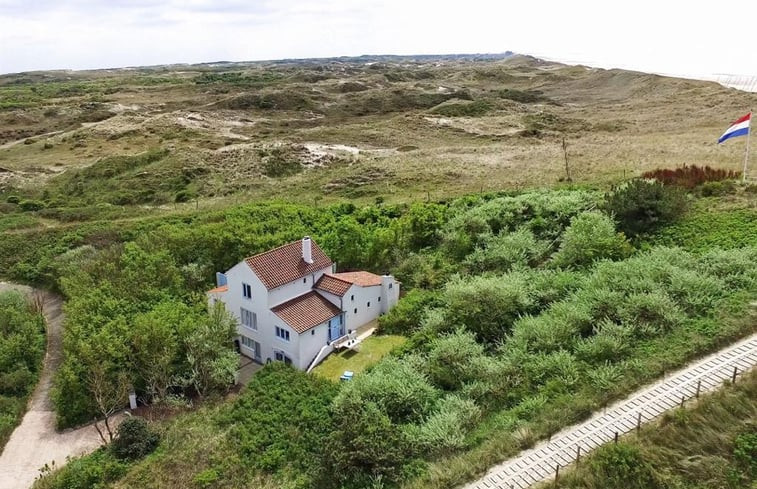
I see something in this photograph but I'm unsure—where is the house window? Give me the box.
[240,308,257,330]
[242,283,252,300]
[389,283,393,289]
[274,350,293,365]
[311,329,315,335]
[367,301,371,308]
[241,336,261,360]
[275,326,291,342]
[351,295,354,301]
[303,277,307,283]
[378,297,381,302]
[353,308,357,314]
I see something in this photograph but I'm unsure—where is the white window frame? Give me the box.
[241,335,261,360]
[240,307,257,330]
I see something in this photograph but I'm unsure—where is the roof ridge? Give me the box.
[244,238,303,262]
[322,273,353,285]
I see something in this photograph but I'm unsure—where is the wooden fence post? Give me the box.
[555,464,560,482]
[696,379,701,398]
[732,366,738,383]
[576,445,581,463]
[637,412,642,432]
[614,431,619,444]
[680,395,685,408]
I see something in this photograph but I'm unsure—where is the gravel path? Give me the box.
[463,333,757,489]
[0,283,103,489]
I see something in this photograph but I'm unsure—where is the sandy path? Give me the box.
[0,283,103,489]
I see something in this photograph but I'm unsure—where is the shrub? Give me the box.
[618,291,685,337]
[19,200,45,211]
[443,273,534,345]
[110,416,159,460]
[407,395,481,455]
[464,228,550,273]
[334,357,437,424]
[378,289,441,335]
[426,329,486,390]
[220,363,337,475]
[642,164,740,189]
[551,211,633,268]
[326,396,414,487]
[6,195,20,204]
[588,443,658,488]
[605,179,688,238]
[733,429,757,477]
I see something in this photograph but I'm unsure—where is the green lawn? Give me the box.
[312,334,407,381]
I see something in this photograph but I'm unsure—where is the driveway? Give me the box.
[0,283,104,489]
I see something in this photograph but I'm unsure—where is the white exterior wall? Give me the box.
[380,275,400,314]
[298,320,331,370]
[221,262,301,365]
[317,289,344,309]
[344,284,382,333]
[267,267,331,307]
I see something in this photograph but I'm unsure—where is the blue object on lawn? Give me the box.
[340,370,354,381]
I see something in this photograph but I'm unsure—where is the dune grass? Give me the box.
[543,369,757,489]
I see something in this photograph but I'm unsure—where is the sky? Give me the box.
[2,0,757,80]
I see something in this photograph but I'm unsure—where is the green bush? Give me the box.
[111,416,159,460]
[605,179,688,238]
[426,329,486,390]
[551,211,633,268]
[220,363,337,476]
[443,273,534,344]
[407,395,481,455]
[464,227,550,273]
[378,289,441,335]
[19,200,45,211]
[588,443,658,489]
[334,357,437,424]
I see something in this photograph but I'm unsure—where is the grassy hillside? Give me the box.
[1,54,756,229]
[544,369,757,489]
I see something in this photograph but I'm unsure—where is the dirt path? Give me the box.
[463,332,757,489]
[0,283,103,489]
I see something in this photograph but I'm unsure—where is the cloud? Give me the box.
[0,0,756,76]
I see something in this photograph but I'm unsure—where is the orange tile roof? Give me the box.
[245,239,332,290]
[271,291,342,334]
[330,271,383,287]
[314,274,353,296]
[207,285,228,294]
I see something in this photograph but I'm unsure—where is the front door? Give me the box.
[329,316,342,342]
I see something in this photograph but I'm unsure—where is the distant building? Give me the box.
[207,237,400,371]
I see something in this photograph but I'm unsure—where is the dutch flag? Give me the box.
[718,112,751,144]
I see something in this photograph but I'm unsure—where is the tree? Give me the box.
[326,396,414,486]
[129,302,188,403]
[77,321,132,443]
[183,303,237,397]
[605,178,688,238]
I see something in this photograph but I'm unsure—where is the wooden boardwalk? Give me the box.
[464,333,757,489]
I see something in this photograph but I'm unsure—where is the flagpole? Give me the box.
[743,109,752,183]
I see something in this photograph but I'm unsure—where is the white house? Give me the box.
[207,237,400,371]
